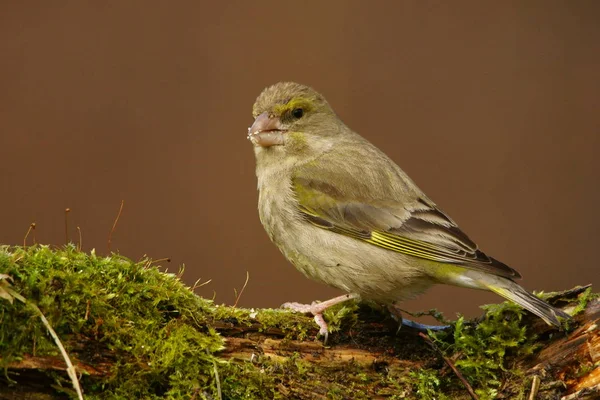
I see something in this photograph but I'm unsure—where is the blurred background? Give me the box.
[1,2,599,322]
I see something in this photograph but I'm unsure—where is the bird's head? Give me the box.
[248,82,345,162]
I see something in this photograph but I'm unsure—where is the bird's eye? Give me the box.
[291,108,304,119]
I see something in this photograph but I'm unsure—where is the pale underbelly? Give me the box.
[273,219,435,303]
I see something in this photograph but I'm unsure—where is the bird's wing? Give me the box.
[292,170,521,280]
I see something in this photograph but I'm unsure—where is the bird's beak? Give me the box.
[247,112,286,147]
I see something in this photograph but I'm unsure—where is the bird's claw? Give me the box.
[281,301,330,343]
[281,294,358,343]
[313,313,330,344]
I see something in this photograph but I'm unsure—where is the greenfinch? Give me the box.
[248,82,569,338]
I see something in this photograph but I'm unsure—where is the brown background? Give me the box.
[1,2,599,322]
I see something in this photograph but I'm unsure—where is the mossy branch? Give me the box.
[0,245,598,400]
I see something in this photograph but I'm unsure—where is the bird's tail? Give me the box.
[485,279,570,327]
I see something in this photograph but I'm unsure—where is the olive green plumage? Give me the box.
[248,82,569,328]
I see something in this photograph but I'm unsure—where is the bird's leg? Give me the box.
[282,293,359,342]
[387,304,450,333]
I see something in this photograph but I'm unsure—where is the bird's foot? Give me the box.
[282,293,358,343]
[400,319,450,332]
[387,304,450,333]
[281,301,331,341]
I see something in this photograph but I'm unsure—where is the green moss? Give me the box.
[430,301,538,399]
[398,315,529,399]
[219,360,280,399]
[0,245,590,399]
[255,308,315,339]
[0,245,225,399]
[212,302,317,341]
[0,245,359,399]
[322,301,360,334]
[406,369,449,400]
[570,287,596,316]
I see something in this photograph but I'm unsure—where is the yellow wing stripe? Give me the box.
[367,232,435,259]
[300,205,484,266]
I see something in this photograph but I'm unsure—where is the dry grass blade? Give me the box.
[77,226,83,251]
[191,278,212,292]
[107,200,125,253]
[23,222,36,248]
[65,208,71,244]
[209,349,222,400]
[233,271,250,308]
[528,375,541,400]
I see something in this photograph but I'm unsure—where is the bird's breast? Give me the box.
[256,172,298,242]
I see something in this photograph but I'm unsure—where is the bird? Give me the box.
[247,81,570,340]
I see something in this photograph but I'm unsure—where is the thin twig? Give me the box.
[419,332,479,400]
[107,200,124,253]
[528,375,540,400]
[233,271,250,308]
[23,223,36,248]
[65,208,71,244]
[439,351,464,376]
